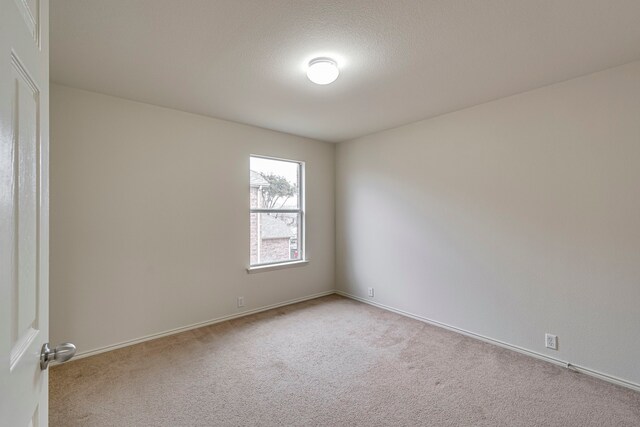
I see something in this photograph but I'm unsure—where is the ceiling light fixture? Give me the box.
[307,57,339,85]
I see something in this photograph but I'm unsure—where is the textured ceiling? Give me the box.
[51,1,640,142]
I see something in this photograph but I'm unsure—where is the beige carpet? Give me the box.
[50,295,640,426]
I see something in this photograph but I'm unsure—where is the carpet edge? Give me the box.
[62,290,337,364]
[336,290,640,393]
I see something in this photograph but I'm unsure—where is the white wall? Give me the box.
[50,85,335,354]
[336,61,640,387]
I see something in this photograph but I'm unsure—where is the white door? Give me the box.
[0,0,54,425]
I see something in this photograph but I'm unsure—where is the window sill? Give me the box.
[247,260,309,274]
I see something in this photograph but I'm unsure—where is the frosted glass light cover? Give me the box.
[307,58,339,85]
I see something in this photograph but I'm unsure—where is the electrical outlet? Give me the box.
[237,296,245,308]
[545,333,558,350]
[367,287,374,298]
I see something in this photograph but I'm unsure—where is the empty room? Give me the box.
[1,1,639,426]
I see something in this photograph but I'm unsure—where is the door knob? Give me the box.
[40,342,76,370]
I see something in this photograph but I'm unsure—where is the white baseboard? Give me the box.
[335,290,640,393]
[64,287,640,393]
[68,290,336,362]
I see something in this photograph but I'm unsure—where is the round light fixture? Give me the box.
[307,57,339,85]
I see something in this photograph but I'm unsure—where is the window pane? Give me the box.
[250,212,301,265]
[250,157,299,209]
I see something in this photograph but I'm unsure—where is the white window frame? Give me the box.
[248,155,306,270]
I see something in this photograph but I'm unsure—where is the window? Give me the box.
[250,155,304,267]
